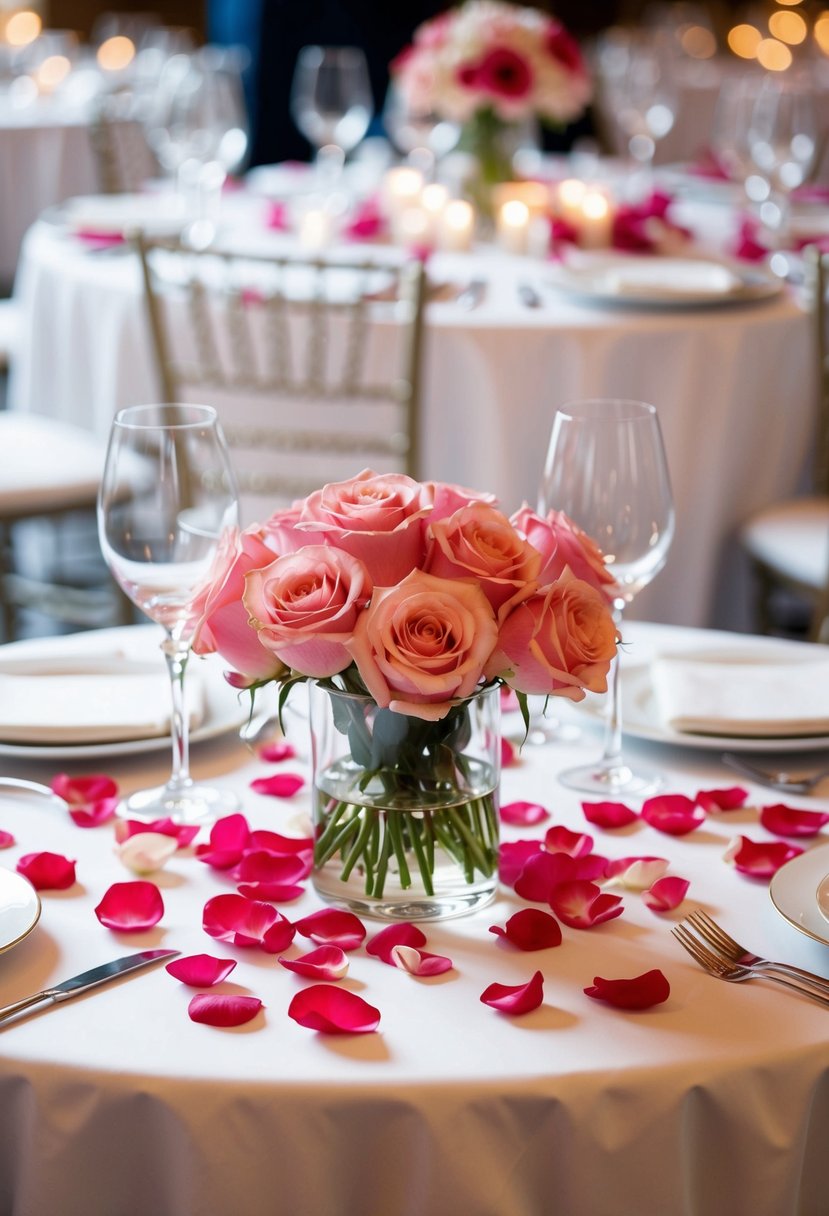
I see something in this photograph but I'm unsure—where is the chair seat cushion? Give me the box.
[0,414,109,518]
[740,497,829,590]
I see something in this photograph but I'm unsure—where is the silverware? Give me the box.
[0,778,67,805]
[722,752,829,794]
[0,949,179,1027]
[455,278,487,310]
[672,924,829,1008]
[517,281,543,308]
[686,908,829,994]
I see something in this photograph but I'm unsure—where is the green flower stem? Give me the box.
[315,806,362,867]
[445,802,493,875]
[340,805,378,882]
[371,814,394,898]
[408,815,435,897]
[387,811,412,889]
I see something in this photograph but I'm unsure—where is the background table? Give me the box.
[0,621,827,1216]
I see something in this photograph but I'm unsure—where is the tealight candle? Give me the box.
[298,208,333,251]
[34,54,71,94]
[580,189,613,249]
[438,199,474,252]
[497,199,530,255]
[492,180,551,219]
[383,167,424,218]
[96,35,136,73]
[556,178,587,228]
[395,205,432,250]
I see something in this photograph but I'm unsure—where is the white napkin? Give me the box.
[651,653,829,737]
[0,657,206,744]
[62,193,186,238]
[602,258,742,299]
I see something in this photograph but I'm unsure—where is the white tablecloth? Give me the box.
[0,620,827,1216]
[7,191,814,630]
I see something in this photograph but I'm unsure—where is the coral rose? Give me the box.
[244,546,371,678]
[347,570,498,720]
[427,503,541,611]
[421,480,496,522]
[512,505,618,600]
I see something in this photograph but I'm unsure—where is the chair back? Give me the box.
[89,92,160,194]
[806,245,829,495]
[135,236,427,521]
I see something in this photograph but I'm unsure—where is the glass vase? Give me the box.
[309,683,501,921]
[458,109,537,221]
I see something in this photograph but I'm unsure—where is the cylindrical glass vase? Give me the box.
[309,683,501,921]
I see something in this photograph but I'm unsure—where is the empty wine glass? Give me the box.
[539,399,675,796]
[97,404,240,825]
[748,71,818,259]
[383,81,460,178]
[290,45,373,184]
[710,72,764,193]
[612,34,677,189]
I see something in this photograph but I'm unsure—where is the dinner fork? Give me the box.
[687,909,829,994]
[722,752,829,794]
[672,924,829,1008]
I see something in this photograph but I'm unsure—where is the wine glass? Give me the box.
[538,399,675,796]
[97,403,241,825]
[612,35,677,191]
[290,45,373,184]
[382,81,460,178]
[747,72,818,261]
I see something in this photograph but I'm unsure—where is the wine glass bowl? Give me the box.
[747,73,818,252]
[290,45,373,178]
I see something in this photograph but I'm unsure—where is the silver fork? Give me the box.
[722,752,829,794]
[687,909,829,994]
[672,924,829,1008]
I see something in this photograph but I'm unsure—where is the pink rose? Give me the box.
[511,506,618,600]
[297,469,429,586]
[262,503,310,555]
[191,527,286,682]
[244,546,371,678]
[486,572,617,698]
[347,570,498,721]
[421,480,497,522]
[426,503,541,611]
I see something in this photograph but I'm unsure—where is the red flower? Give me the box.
[545,23,585,74]
[585,969,670,1010]
[476,47,533,100]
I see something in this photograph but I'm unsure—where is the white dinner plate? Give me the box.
[769,844,829,946]
[817,872,829,927]
[43,192,188,239]
[0,868,41,955]
[546,251,782,309]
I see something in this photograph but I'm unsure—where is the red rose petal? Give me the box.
[489,907,562,950]
[760,803,829,838]
[544,825,593,858]
[582,800,638,829]
[288,984,380,1033]
[51,773,118,805]
[641,795,706,836]
[279,945,349,980]
[584,968,670,1010]
[514,851,580,901]
[166,954,237,986]
[499,839,543,887]
[0,830,16,849]
[69,797,119,828]
[115,817,199,847]
[95,880,164,930]
[549,880,624,929]
[195,813,252,869]
[695,786,748,813]
[500,800,549,826]
[17,851,76,890]
[390,945,453,976]
[249,773,305,798]
[248,829,313,855]
[500,737,516,767]
[725,835,804,878]
[605,855,669,890]
[642,875,690,912]
[294,908,366,950]
[234,851,311,884]
[188,993,263,1027]
[366,922,427,964]
[237,882,306,903]
[202,893,278,946]
[480,970,544,1015]
[258,740,297,763]
[261,916,297,953]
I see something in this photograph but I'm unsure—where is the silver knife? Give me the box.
[455,278,487,310]
[518,281,543,308]
[0,949,180,1027]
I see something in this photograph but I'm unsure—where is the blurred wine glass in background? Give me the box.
[383,81,459,178]
[290,45,373,186]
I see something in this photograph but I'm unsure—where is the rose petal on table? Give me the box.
[294,908,366,950]
[51,773,118,806]
[95,880,164,930]
[501,800,549,826]
[584,969,670,1010]
[724,835,804,878]
[115,817,200,848]
[581,800,638,829]
[489,907,562,950]
[249,773,305,798]
[366,922,427,964]
[549,880,624,929]
[69,796,119,828]
[116,831,178,875]
[188,993,263,1027]
[234,851,311,885]
[515,851,581,902]
[166,953,237,986]
[605,856,670,890]
[195,812,253,869]
[499,839,544,887]
[760,803,829,838]
[390,945,454,976]
[248,829,314,855]
[261,915,297,953]
[480,970,544,1015]
[641,795,706,836]
[278,945,349,981]
[237,882,306,903]
[642,875,690,912]
[258,740,297,763]
[0,830,15,849]
[288,984,380,1033]
[695,786,748,813]
[17,851,76,890]
[544,825,593,858]
[202,893,279,946]
[500,737,516,767]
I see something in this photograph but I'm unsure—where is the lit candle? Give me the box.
[395,206,432,250]
[491,180,551,220]
[556,178,587,228]
[579,189,612,249]
[96,35,136,73]
[382,167,423,218]
[34,54,71,95]
[298,208,333,251]
[438,199,474,252]
[497,199,530,255]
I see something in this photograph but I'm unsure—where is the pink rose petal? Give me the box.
[390,945,453,976]
[499,839,543,887]
[95,880,164,930]
[116,832,178,875]
[202,893,280,946]
[188,993,263,1027]
[262,916,297,953]
[549,880,624,929]
[295,908,366,950]
[237,882,306,903]
[195,812,252,869]
[279,945,349,980]
[69,797,119,828]
[515,851,581,902]
[695,786,748,813]
[642,875,690,912]
[582,800,638,829]
[51,773,118,805]
[249,773,305,798]
[500,737,516,767]
[584,968,670,1010]
[17,851,76,890]
[234,851,311,885]
[641,795,706,836]
[166,954,237,986]
[605,856,670,890]
[480,970,544,1015]
[544,825,593,858]
[501,800,549,826]
[288,984,380,1033]
[725,835,804,878]
[0,830,15,849]
[489,907,562,950]
[258,740,297,763]
[248,829,313,855]
[115,817,199,847]
[366,922,427,964]
[759,803,829,838]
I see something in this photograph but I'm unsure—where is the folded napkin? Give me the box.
[602,258,741,299]
[0,658,206,745]
[651,653,829,737]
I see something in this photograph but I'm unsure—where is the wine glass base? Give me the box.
[525,719,582,747]
[557,761,663,798]
[118,782,241,826]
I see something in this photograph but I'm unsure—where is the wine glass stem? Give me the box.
[599,606,625,773]
[162,636,193,793]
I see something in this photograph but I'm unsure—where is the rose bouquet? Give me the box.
[192,470,618,916]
